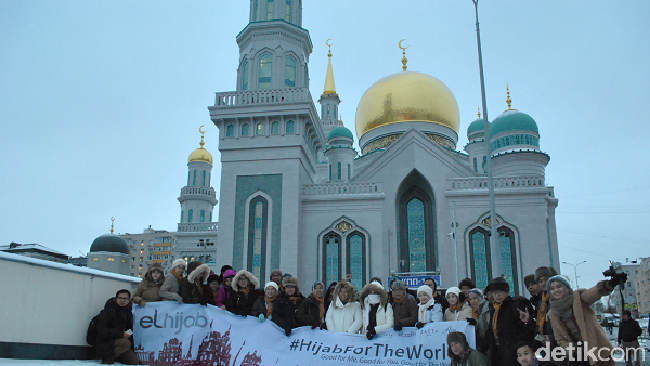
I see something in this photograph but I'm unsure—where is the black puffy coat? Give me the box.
[226,288,263,315]
[96,298,134,360]
[272,293,303,329]
[296,295,325,327]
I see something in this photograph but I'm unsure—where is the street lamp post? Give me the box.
[471,0,501,278]
[562,260,586,289]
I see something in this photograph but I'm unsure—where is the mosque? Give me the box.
[89,1,559,295]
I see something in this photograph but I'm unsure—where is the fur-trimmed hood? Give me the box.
[187,264,211,285]
[143,262,165,285]
[231,270,260,292]
[332,280,358,308]
[359,282,388,308]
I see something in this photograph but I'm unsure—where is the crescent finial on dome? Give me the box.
[399,39,409,71]
[505,84,514,112]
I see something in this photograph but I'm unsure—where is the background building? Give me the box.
[635,257,650,315]
[609,259,641,315]
[0,242,69,263]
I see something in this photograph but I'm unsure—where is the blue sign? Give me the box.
[389,275,441,289]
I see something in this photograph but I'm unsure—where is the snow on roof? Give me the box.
[0,251,141,283]
[1,243,69,256]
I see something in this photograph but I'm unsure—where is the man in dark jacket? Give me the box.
[390,280,418,329]
[618,310,643,366]
[524,274,541,315]
[96,289,139,365]
[272,277,304,336]
[179,261,210,305]
[479,277,535,366]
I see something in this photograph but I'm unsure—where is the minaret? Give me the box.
[318,40,341,137]
[178,126,218,226]
[464,107,488,174]
[324,119,356,182]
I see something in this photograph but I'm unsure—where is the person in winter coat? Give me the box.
[546,275,615,366]
[272,277,304,336]
[133,263,165,306]
[159,259,186,302]
[533,266,558,346]
[179,262,210,305]
[415,285,443,328]
[252,282,279,319]
[216,269,236,309]
[204,274,221,306]
[479,277,535,366]
[297,281,327,328]
[524,274,542,315]
[225,270,263,316]
[325,280,363,334]
[425,277,450,313]
[270,269,284,292]
[447,331,488,366]
[445,287,473,322]
[619,310,643,366]
[96,289,139,365]
[459,278,476,299]
[390,280,418,329]
[359,281,394,340]
[324,282,337,319]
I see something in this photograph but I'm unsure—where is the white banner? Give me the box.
[133,302,475,366]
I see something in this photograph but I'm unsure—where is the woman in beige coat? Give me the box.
[546,275,614,366]
[133,263,165,305]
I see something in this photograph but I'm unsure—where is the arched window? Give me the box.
[285,0,291,22]
[498,227,518,296]
[323,233,341,286]
[285,56,296,87]
[304,66,308,87]
[193,170,197,185]
[256,122,264,135]
[248,196,268,279]
[252,0,259,21]
[242,123,250,136]
[226,124,234,137]
[473,158,478,172]
[266,0,274,20]
[208,173,211,186]
[271,121,279,134]
[327,105,330,116]
[241,60,249,90]
[202,171,206,186]
[187,171,190,185]
[259,54,272,89]
[209,212,212,222]
[200,210,205,223]
[347,233,365,291]
[285,120,295,133]
[180,211,183,223]
[397,171,437,273]
[329,164,331,181]
[188,209,194,223]
[348,164,351,180]
[337,162,341,180]
[469,227,491,291]
[334,105,337,119]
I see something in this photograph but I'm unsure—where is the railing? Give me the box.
[447,177,545,190]
[214,87,311,106]
[302,182,382,196]
[180,186,217,198]
[177,222,219,233]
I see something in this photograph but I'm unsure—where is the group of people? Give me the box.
[94,260,635,366]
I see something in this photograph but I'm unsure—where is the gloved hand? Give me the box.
[415,322,424,329]
[259,314,265,323]
[177,297,183,304]
[319,323,328,331]
[393,322,403,331]
[285,326,292,337]
[311,320,319,329]
[466,318,477,326]
[366,326,376,340]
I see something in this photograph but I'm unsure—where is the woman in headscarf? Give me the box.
[272,277,304,336]
[251,282,279,320]
[359,281,393,340]
[546,275,615,366]
[415,285,443,328]
[297,281,327,328]
[132,263,165,306]
[444,286,473,321]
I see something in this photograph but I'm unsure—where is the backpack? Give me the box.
[86,314,100,346]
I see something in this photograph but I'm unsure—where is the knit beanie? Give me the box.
[468,288,483,299]
[446,286,462,298]
[264,282,279,291]
[313,281,325,290]
[524,274,536,287]
[391,280,407,292]
[534,266,558,283]
[223,269,237,278]
[417,285,433,299]
[546,275,571,293]
[172,259,186,268]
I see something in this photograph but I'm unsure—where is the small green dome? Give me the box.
[328,126,354,140]
[490,110,538,136]
[90,234,129,255]
[467,118,486,135]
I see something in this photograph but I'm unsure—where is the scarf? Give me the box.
[418,298,434,324]
[314,296,325,321]
[536,292,550,334]
[392,295,405,303]
[549,287,574,320]
[288,295,300,304]
[171,270,183,281]
[472,307,479,319]
[449,303,463,312]
[492,302,502,337]
[265,296,276,318]
[242,287,250,296]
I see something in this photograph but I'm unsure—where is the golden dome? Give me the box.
[355,71,460,138]
[188,126,213,164]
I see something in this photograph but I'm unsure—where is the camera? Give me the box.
[602,265,627,288]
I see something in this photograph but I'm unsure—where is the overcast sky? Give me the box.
[1,1,648,290]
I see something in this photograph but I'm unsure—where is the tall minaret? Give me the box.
[318,40,341,137]
[178,126,218,226]
[236,0,311,92]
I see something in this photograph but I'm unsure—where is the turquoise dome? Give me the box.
[490,110,538,136]
[90,234,129,255]
[328,126,354,140]
[467,118,486,135]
